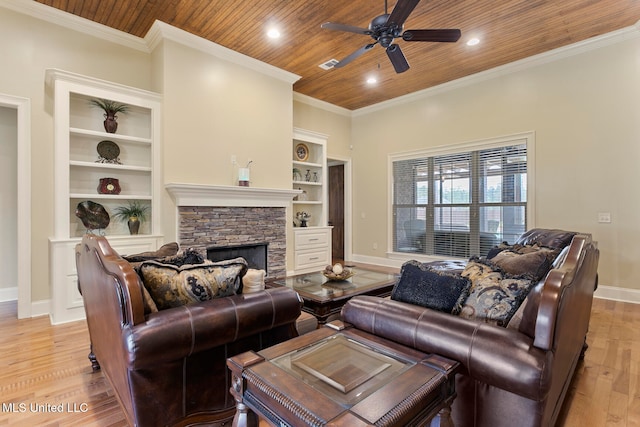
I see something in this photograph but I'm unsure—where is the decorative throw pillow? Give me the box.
[122,242,179,263]
[242,269,266,294]
[491,249,551,282]
[461,260,503,284]
[140,284,158,313]
[459,261,534,326]
[391,260,472,315]
[154,248,205,266]
[139,257,248,310]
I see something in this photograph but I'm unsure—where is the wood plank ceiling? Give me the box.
[35,0,640,110]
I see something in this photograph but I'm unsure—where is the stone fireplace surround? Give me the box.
[165,184,300,279]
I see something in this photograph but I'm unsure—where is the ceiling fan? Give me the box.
[321,0,461,73]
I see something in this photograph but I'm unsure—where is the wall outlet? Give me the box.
[373,242,378,250]
[598,212,611,223]
[231,155,237,165]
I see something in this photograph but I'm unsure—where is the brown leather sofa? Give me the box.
[341,229,599,427]
[75,234,302,427]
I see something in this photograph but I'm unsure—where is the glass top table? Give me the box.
[227,325,459,427]
[271,267,398,323]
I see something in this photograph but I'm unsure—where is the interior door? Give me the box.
[328,164,344,261]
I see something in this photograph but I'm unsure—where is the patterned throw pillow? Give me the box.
[139,257,248,310]
[459,261,534,326]
[392,260,472,315]
[491,250,551,282]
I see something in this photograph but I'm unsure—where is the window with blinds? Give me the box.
[391,137,529,259]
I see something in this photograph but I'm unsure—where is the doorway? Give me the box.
[327,156,352,264]
[0,94,31,318]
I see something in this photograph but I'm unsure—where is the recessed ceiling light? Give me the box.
[366,76,377,85]
[467,37,480,46]
[267,28,281,39]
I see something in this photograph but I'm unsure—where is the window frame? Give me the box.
[387,132,536,261]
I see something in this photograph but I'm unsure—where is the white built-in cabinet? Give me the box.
[46,69,163,324]
[292,128,332,274]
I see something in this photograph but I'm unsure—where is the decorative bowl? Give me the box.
[322,270,354,281]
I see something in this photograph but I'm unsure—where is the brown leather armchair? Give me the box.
[75,234,302,427]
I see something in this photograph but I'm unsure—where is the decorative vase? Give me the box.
[127,217,140,235]
[103,112,118,133]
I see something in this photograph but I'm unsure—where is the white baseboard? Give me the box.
[594,285,640,305]
[0,286,18,302]
[30,299,51,318]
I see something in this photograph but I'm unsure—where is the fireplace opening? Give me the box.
[207,243,268,273]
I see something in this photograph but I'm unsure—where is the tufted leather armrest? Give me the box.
[124,286,302,368]
[341,296,552,401]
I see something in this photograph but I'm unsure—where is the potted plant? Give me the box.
[113,201,149,235]
[90,98,129,133]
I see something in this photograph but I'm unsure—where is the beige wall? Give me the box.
[293,99,352,159]
[0,7,151,301]
[350,36,640,290]
[153,39,296,242]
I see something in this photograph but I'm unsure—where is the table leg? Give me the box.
[228,352,264,427]
[232,402,258,427]
[430,405,454,427]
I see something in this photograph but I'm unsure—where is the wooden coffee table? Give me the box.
[228,321,458,427]
[270,267,398,324]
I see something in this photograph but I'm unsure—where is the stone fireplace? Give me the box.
[166,183,300,278]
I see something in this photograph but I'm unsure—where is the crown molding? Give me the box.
[353,22,640,117]
[0,0,149,52]
[1,1,300,85]
[293,92,352,117]
[146,20,300,85]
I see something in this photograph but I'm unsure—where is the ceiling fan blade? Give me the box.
[335,43,376,68]
[321,22,371,35]
[386,44,410,73]
[402,29,462,42]
[386,0,420,27]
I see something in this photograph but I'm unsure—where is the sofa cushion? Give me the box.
[139,257,248,310]
[392,260,472,315]
[460,261,535,327]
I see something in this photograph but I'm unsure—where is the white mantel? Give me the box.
[165,183,301,207]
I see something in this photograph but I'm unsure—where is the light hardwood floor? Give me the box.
[0,297,638,426]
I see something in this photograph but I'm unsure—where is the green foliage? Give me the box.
[90,98,129,114]
[113,201,149,222]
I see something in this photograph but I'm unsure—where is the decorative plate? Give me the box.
[97,140,120,161]
[295,143,309,162]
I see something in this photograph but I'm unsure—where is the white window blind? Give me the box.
[392,138,529,258]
